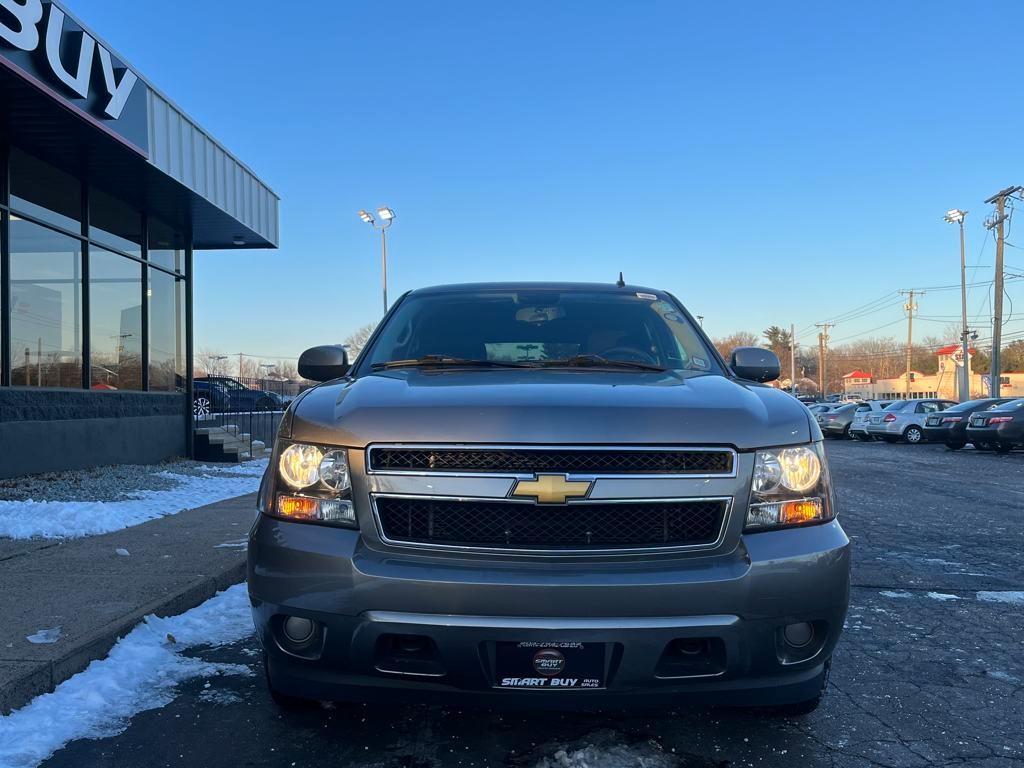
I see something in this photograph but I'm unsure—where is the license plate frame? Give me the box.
[494,641,605,690]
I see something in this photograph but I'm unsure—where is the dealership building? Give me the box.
[0,1,278,478]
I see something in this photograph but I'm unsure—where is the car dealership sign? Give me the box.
[0,0,148,149]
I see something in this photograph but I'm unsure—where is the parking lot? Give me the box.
[42,440,1024,768]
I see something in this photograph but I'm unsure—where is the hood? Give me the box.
[288,369,812,451]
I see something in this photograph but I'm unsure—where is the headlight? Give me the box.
[271,442,356,528]
[278,444,324,490]
[745,443,834,532]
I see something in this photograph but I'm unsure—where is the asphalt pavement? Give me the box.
[41,441,1024,768]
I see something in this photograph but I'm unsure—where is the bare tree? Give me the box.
[195,348,229,377]
[344,323,377,359]
[713,331,759,361]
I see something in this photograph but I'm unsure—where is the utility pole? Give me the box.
[898,290,921,399]
[790,323,798,397]
[983,186,1021,398]
[814,322,833,398]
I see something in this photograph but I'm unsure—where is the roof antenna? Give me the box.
[616,272,626,288]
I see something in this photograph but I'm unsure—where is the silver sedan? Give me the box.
[865,399,958,444]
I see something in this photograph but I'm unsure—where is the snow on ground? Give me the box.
[926,592,960,602]
[534,733,679,768]
[0,460,267,540]
[977,591,1024,605]
[0,584,254,768]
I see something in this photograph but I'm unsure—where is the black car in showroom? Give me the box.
[922,398,1017,450]
[964,398,1024,453]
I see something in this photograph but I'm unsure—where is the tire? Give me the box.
[841,425,851,440]
[263,652,314,711]
[974,442,994,452]
[193,396,212,418]
[996,444,1012,454]
[764,659,830,717]
[904,426,924,444]
[256,397,274,412]
[945,442,965,451]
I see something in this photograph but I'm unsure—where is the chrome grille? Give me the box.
[374,497,728,551]
[368,447,734,476]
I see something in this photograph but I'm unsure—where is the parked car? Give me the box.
[849,401,892,441]
[817,403,859,438]
[251,282,850,715]
[965,398,1024,453]
[921,398,1017,450]
[806,403,839,416]
[865,398,958,444]
[193,376,286,417]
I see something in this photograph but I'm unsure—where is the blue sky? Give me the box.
[69,0,1024,361]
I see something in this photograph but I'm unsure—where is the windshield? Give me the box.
[359,289,720,374]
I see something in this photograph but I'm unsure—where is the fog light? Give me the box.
[784,621,814,648]
[283,616,315,644]
[673,638,706,656]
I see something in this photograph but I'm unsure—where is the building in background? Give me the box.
[0,0,278,478]
[843,347,1024,401]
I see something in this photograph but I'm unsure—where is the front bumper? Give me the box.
[248,517,851,707]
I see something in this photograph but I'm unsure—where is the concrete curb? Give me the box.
[1,560,247,715]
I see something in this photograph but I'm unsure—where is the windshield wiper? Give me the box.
[371,355,537,371]
[537,354,666,372]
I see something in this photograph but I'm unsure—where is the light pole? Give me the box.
[359,207,396,315]
[210,354,228,377]
[944,209,971,401]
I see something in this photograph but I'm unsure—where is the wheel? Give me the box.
[764,659,830,717]
[263,652,314,710]
[945,442,965,451]
[841,425,851,440]
[904,426,924,444]
[256,397,274,412]
[973,442,994,451]
[884,436,899,444]
[193,396,212,418]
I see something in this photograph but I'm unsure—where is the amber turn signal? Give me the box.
[277,496,320,519]
[779,498,823,525]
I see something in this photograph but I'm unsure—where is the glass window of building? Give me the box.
[148,268,186,391]
[89,187,142,258]
[9,148,82,233]
[90,248,143,391]
[9,218,84,387]
[148,217,186,273]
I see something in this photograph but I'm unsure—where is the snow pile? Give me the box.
[0,461,266,540]
[0,584,254,768]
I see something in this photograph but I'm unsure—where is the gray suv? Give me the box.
[249,283,850,714]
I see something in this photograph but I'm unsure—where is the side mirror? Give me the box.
[298,345,350,382]
[730,347,781,383]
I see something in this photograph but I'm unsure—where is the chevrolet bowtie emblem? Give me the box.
[511,474,592,505]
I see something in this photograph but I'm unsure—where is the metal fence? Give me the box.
[191,376,314,462]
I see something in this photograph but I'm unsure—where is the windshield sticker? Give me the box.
[692,357,709,370]
[635,292,657,301]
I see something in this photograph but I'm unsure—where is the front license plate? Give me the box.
[495,641,605,689]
